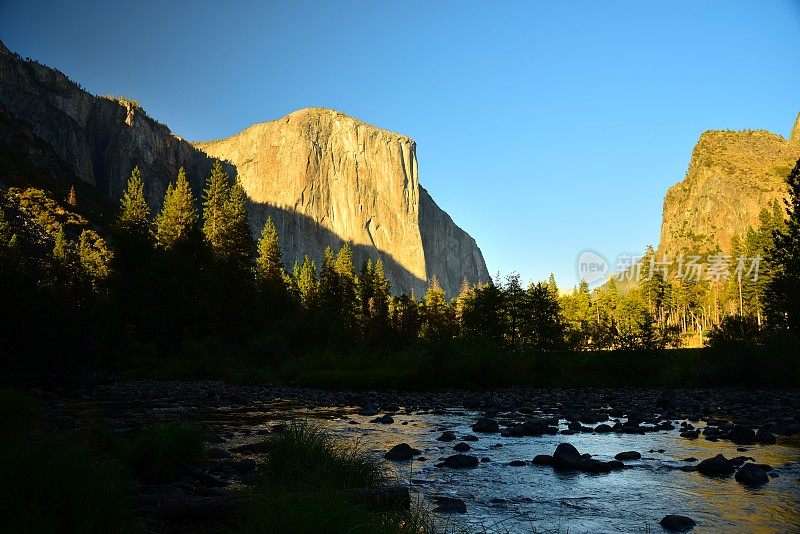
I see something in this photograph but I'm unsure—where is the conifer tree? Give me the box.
[335,243,357,326]
[319,246,340,311]
[370,258,390,341]
[547,273,558,296]
[765,157,800,333]
[223,179,253,266]
[255,216,284,284]
[293,255,318,310]
[421,276,454,342]
[357,259,375,320]
[154,167,197,250]
[202,160,231,257]
[118,166,150,236]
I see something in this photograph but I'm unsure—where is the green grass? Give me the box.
[258,421,387,490]
[125,422,207,484]
[0,437,132,533]
[234,421,446,534]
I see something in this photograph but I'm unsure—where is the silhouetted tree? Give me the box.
[765,157,800,334]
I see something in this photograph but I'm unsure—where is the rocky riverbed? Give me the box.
[18,378,800,532]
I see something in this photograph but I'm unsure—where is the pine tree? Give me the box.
[547,273,558,296]
[293,255,318,310]
[357,259,375,320]
[421,276,453,342]
[202,160,231,257]
[154,167,197,250]
[118,166,150,235]
[371,258,390,341]
[223,179,253,266]
[255,216,284,284]
[765,157,800,333]
[335,243,357,327]
[319,246,340,314]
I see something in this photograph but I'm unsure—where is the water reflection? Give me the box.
[287,406,800,533]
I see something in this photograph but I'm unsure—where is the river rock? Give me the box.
[472,418,500,433]
[697,454,735,476]
[532,454,553,465]
[453,442,471,452]
[755,429,776,443]
[728,425,755,444]
[735,463,769,487]
[385,443,420,461]
[660,514,696,531]
[436,431,457,442]
[614,451,641,461]
[553,443,583,470]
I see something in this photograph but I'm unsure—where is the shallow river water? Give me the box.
[45,380,800,533]
[268,406,800,533]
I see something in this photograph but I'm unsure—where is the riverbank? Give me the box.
[114,343,800,390]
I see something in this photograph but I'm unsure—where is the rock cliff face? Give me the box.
[0,41,489,296]
[657,119,800,258]
[195,108,489,296]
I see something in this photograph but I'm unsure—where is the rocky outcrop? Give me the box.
[657,119,800,257]
[0,41,489,296]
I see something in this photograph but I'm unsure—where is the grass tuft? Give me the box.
[259,421,387,490]
[125,422,206,484]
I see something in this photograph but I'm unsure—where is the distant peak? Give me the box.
[791,111,800,143]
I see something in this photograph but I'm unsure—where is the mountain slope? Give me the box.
[657,115,800,257]
[0,41,489,296]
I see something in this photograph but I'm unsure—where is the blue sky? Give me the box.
[2,1,799,288]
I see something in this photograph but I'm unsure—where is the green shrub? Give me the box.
[125,422,206,483]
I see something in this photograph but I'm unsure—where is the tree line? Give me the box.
[1,157,799,370]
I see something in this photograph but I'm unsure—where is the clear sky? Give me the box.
[2,1,799,288]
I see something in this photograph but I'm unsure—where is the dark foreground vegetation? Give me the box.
[2,158,800,389]
[0,389,443,533]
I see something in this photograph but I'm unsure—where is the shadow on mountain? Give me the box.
[245,201,427,296]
